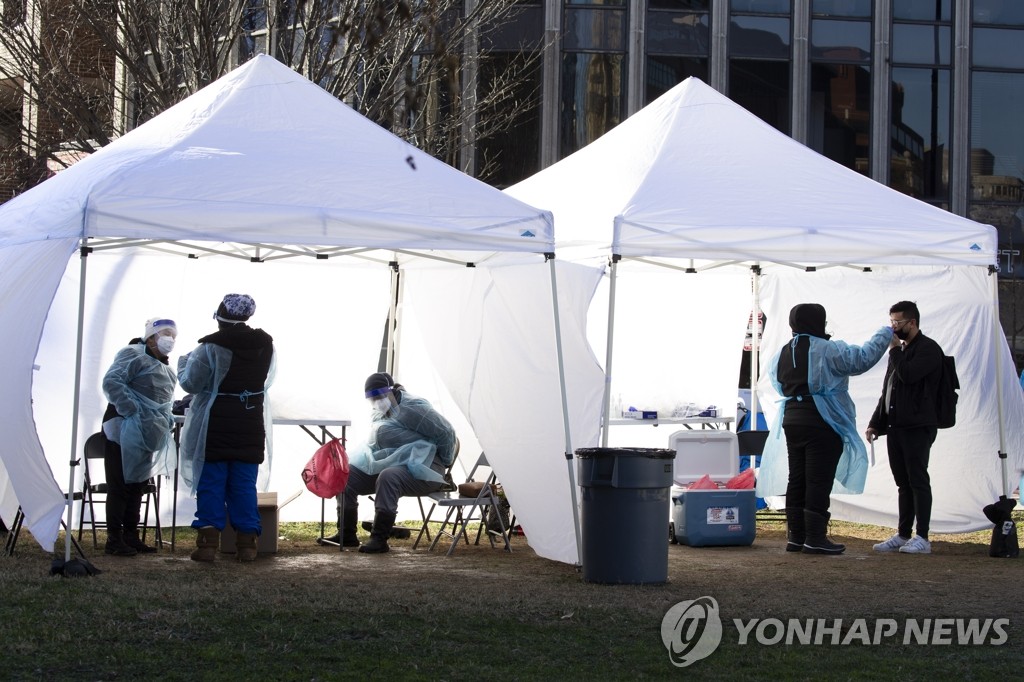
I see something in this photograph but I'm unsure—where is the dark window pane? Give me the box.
[809,62,872,174]
[891,24,950,65]
[810,19,871,61]
[731,0,791,13]
[972,28,1024,69]
[970,71,1024,277]
[567,0,625,5]
[974,0,1024,25]
[646,11,711,55]
[649,0,709,9]
[890,67,950,202]
[812,0,871,18]
[476,53,541,188]
[483,6,545,51]
[729,16,790,58]
[893,0,950,22]
[560,53,626,157]
[564,9,627,51]
[645,56,708,103]
[729,59,791,134]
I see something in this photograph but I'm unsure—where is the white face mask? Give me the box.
[370,396,393,415]
[156,335,176,355]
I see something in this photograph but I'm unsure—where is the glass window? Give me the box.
[812,0,871,18]
[810,19,871,61]
[809,62,872,174]
[972,28,1024,69]
[645,56,708,103]
[729,59,791,134]
[890,67,950,202]
[564,9,627,51]
[649,0,709,9]
[974,0,1024,26]
[970,71,1024,277]
[646,11,711,55]
[893,0,950,22]
[729,16,790,58]
[567,0,625,5]
[897,0,950,21]
[560,53,626,157]
[477,53,542,188]
[482,5,545,51]
[891,24,951,65]
[731,0,791,13]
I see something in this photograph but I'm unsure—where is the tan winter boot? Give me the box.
[190,526,220,562]
[235,532,259,562]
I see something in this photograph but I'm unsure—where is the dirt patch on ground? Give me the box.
[113,516,1020,625]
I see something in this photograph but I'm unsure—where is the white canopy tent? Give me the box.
[508,77,1024,531]
[0,55,605,565]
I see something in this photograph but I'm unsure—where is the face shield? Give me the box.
[365,385,395,417]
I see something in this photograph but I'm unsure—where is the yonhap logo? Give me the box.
[660,596,723,667]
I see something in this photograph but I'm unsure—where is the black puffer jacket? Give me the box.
[868,331,944,434]
[200,325,274,463]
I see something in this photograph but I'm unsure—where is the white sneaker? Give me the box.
[873,534,909,552]
[898,535,932,554]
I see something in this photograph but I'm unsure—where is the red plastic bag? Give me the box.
[725,468,755,490]
[687,474,718,490]
[301,438,349,498]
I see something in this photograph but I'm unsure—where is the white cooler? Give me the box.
[667,430,755,546]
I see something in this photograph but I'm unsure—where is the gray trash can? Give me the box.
[576,447,676,584]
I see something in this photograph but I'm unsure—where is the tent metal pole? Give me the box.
[600,257,619,447]
[749,264,761,430]
[548,256,582,565]
[989,266,1009,496]
[385,261,400,375]
[64,241,90,562]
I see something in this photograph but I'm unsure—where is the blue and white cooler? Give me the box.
[669,430,756,547]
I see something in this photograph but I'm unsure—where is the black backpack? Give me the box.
[936,354,959,429]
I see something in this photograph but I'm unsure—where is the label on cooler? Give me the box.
[706,506,740,524]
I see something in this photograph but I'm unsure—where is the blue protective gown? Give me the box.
[756,326,891,498]
[348,391,457,484]
[101,344,177,483]
[177,343,276,496]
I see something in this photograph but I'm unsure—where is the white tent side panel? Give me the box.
[757,266,1024,531]
[0,238,80,547]
[404,261,606,565]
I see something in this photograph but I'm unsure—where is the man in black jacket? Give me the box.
[866,301,944,555]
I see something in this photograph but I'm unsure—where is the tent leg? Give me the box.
[64,241,90,563]
[990,267,1010,497]
[548,257,582,565]
[600,258,619,447]
[749,264,761,430]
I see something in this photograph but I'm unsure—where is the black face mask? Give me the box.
[894,327,911,341]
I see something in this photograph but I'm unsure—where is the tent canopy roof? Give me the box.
[507,77,995,267]
[0,55,553,260]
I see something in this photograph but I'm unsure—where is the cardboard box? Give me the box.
[221,490,301,554]
[671,488,756,547]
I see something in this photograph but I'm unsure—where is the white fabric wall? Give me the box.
[403,260,606,565]
[0,239,78,545]
[29,250,392,543]
[586,263,752,449]
[756,265,1024,531]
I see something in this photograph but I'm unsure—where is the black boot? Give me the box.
[359,510,396,554]
[361,520,410,539]
[105,529,138,557]
[784,507,805,553]
[342,507,361,548]
[802,510,845,555]
[123,528,157,554]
